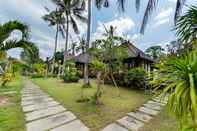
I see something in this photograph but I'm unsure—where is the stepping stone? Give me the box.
[147,100,165,106]
[22,92,46,97]
[143,103,161,111]
[102,123,128,131]
[23,101,59,112]
[127,111,152,123]
[117,116,144,131]
[22,94,48,98]
[25,105,66,121]
[152,98,167,104]
[26,111,76,131]
[22,95,49,101]
[21,97,54,106]
[138,107,159,116]
[51,120,89,131]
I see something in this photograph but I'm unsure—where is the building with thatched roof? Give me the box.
[68,41,155,73]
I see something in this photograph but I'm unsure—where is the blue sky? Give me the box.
[0,0,196,59]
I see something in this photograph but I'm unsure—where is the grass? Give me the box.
[32,78,151,131]
[140,108,178,131]
[0,76,25,131]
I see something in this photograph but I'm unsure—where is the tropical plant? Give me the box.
[125,67,146,88]
[0,21,38,77]
[145,45,164,59]
[42,8,66,73]
[89,26,127,96]
[76,37,86,54]
[62,60,79,82]
[90,59,106,104]
[175,5,197,43]
[151,50,197,130]
[51,0,87,74]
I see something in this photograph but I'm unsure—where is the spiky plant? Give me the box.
[151,50,197,130]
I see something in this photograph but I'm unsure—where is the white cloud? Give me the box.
[153,18,170,28]
[92,17,135,41]
[168,0,177,3]
[154,8,173,21]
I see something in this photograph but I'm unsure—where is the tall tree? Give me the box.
[42,8,66,74]
[145,45,164,59]
[51,0,87,74]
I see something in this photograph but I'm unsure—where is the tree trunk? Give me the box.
[84,0,92,85]
[96,71,102,104]
[62,13,69,76]
[51,24,59,74]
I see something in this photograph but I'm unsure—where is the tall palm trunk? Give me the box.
[84,0,91,85]
[63,12,69,75]
[51,24,59,74]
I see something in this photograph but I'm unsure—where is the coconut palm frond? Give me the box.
[140,0,158,34]
[117,0,126,11]
[136,0,141,12]
[175,5,197,43]
[70,16,79,34]
[174,0,186,23]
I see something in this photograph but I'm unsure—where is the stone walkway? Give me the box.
[21,78,89,131]
[102,94,168,131]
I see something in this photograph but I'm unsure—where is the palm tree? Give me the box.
[76,37,86,54]
[145,45,164,59]
[42,8,66,74]
[175,5,197,43]
[51,0,87,74]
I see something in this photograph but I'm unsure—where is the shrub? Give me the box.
[62,61,79,83]
[125,68,146,88]
[1,72,12,86]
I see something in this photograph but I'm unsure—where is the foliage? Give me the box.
[145,45,164,59]
[125,68,146,88]
[90,26,128,95]
[175,5,197,43]
[1,72,12,87]
[33,63,46,76]
[62,60,79,82]
[151,50,197,130]
[90,59,106,104]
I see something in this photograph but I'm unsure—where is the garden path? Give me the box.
[102,94,168,131]
[21,78,89,131]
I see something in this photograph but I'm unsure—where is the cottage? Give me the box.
[68,41,155,73]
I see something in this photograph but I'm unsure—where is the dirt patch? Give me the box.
[0,96,9,106]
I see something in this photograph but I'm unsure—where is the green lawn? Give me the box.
[32,78,151,131]
[0,76,25,131]
[140,108,178,131]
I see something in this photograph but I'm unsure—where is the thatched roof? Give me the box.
[121,41,155,62]
[70,41,155,63]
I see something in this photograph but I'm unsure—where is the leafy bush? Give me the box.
[125,68,146,88]
[33,63,46,76]
[1,72,12,86]
[62,61,79,83]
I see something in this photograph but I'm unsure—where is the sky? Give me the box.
[0,0,196,60]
